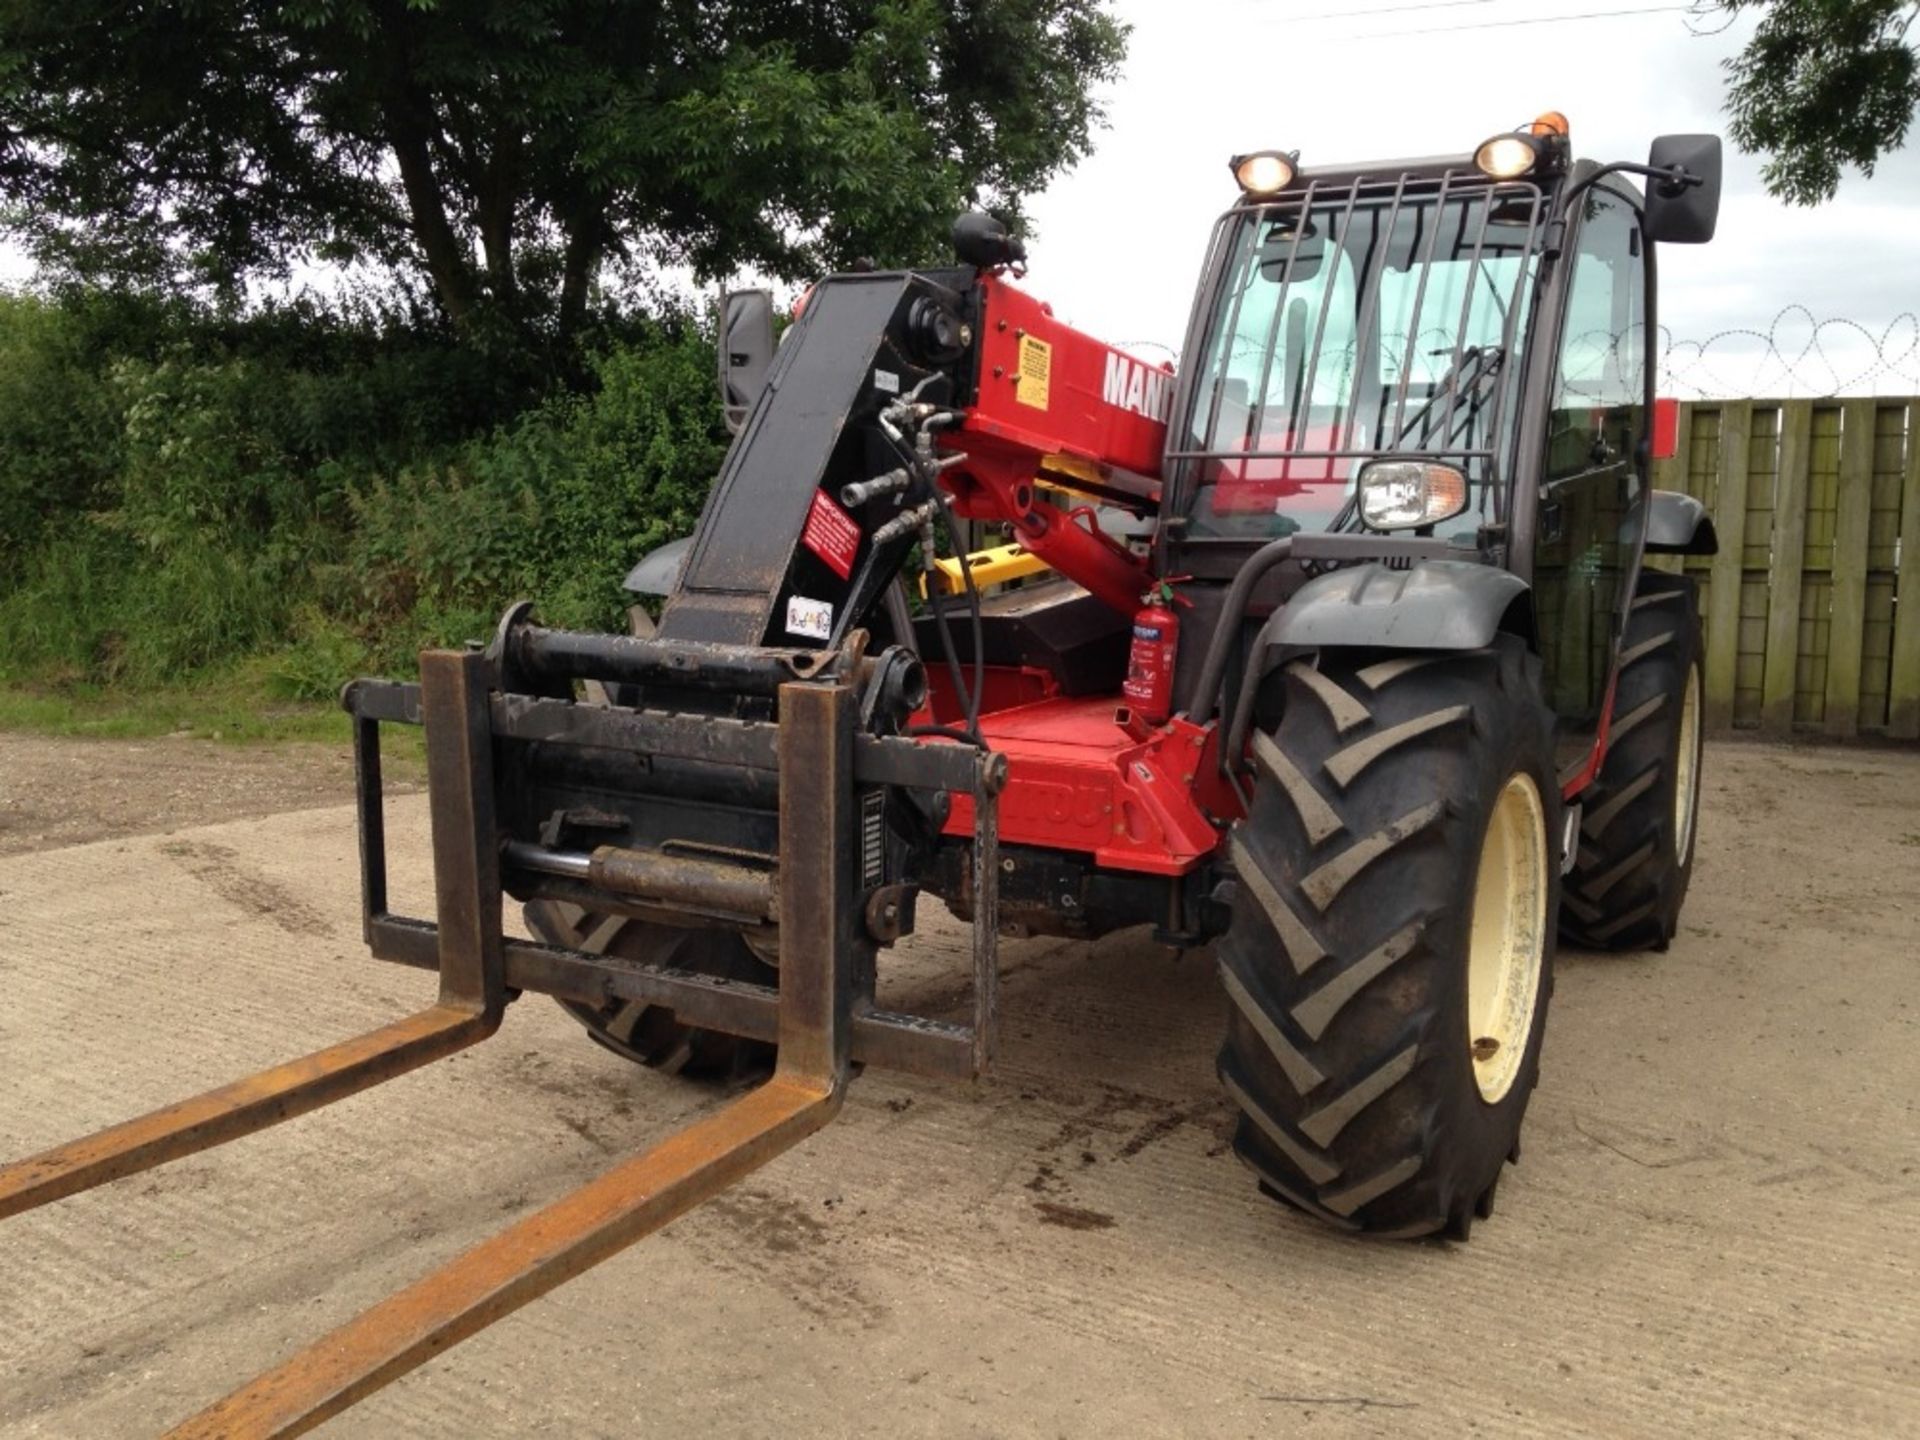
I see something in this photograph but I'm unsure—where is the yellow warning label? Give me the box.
[1015,334,1051,410]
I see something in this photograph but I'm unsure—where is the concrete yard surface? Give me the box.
[0,735,1916,1437]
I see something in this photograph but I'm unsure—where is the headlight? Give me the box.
[1357,460,1470,531]
[1231,150,1297,196]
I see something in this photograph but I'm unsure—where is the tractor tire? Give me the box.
[525,899,776,1081]
[1217,638,1559,1240]
[1560,572,1704,952]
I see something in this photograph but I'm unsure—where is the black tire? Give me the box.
[1560,572,1704,952]
[525,899,776,1081]
[1217,638,1560,1239]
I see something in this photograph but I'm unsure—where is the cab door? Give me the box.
[1532,186,1650,775]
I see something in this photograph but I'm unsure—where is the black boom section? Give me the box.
[661,269,975,649]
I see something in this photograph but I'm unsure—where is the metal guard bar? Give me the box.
[347,678,994,797]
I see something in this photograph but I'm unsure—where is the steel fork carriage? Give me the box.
[0,608,1004,1437]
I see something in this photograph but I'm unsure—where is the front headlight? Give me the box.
[1357,460,1470,531]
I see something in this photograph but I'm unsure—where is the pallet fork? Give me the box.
[0,623,1003,1436]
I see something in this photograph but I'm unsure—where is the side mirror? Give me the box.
[717,288,776,435]
[1642,134,1721,245]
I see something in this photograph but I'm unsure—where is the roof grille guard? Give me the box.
[1168,169,1545,538]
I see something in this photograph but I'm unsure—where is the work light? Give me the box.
[1475,112,1568,181]
[1231,150,1297,196]
[1357,460,1470,531]
[1474,133,1542,180]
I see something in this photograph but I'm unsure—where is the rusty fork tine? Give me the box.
[0,1005,495,1222]
[3,667,878,1436]
[0,652,508,1224]
[164,1069,844,1440]
[160,680,864,1439]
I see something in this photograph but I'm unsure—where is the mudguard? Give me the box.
[1644,490,1719,555]
[622,536,693,597]
[1254,559,1530,664]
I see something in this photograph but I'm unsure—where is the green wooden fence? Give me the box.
[1647,397,1920,740]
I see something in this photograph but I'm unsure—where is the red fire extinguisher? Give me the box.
[1123,579,1187,724]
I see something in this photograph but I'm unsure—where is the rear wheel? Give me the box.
[525,899,776,1081]
[1560,572,1704,951]
[1216,639,1559,1239]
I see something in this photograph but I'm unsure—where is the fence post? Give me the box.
[1890,399,1920,740]
[1702,401,1749,732]
[1759,400,1812,736]
[1822,399,1876,737]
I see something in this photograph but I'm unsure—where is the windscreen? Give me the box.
[1175,175,1542,541]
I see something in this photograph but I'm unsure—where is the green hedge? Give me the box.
[0,290,728,698]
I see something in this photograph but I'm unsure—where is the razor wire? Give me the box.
[1201,305,1920,402]
[1380,311,1920,400]
[1655,307,1920,399]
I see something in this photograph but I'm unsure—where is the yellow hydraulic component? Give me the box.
[921,541,1052,597]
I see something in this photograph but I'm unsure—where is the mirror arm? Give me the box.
[1559,160,1702,220]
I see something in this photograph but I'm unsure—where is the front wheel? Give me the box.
[1216,639,1560,1239]
[525,900,776,1081]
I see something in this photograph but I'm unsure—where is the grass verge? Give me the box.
[0,657,359,744]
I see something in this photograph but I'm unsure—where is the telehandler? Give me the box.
[1,115,1721,1434]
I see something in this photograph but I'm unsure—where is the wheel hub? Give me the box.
[1674,662,1702,867]
[1465,773,1548,1104]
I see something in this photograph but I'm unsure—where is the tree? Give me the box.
[0,1,1127,342]
[1720,0,1919,205]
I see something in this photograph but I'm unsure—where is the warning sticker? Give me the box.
[786,595,833,640]
[801,487,862,580]
[1015,333,1051,409]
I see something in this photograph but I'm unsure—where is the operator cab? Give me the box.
[1161,117,1721,775]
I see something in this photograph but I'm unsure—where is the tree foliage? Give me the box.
[0,289,733,688]
[0,1,1127,340]
[1721,0,1919,205]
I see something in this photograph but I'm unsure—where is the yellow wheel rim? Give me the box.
[1674,662,1701,867]
[1466,773,1549,1104]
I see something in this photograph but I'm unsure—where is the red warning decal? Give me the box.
[801,488,862,580]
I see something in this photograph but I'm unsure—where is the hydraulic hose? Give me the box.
[877,424,986,746]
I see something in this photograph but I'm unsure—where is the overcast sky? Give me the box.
[1018,0,1920,396]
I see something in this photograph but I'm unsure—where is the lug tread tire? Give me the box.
[1218,639,1560,1240]
[525,900,776,1082]
[1560,572,1704,952]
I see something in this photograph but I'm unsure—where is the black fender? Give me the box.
[622,535,693,597]
[1643,489,1718,555]
[1253,560,1532,669]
